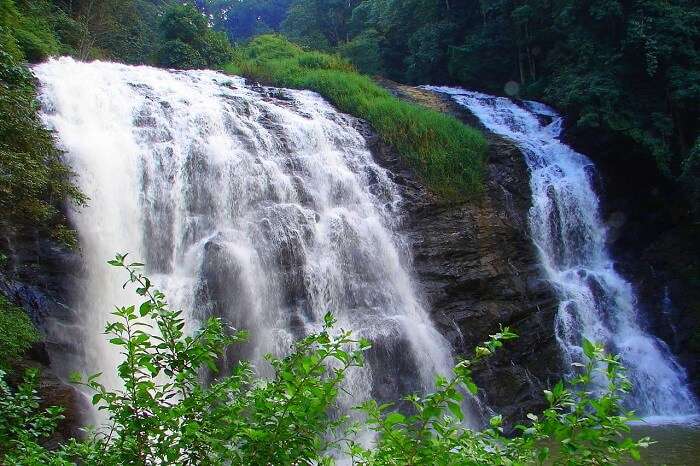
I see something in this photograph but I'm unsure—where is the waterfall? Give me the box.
[425,86,698,422]
[34,58,461,422]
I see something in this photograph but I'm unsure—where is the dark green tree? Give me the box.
[157,2,233,69]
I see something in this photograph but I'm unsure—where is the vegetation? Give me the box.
[198,0,293,42]
[226,35,487,197]
[0,293,39,369]
[0,254,649,464]
[0,14,86,245]
[157,3,233,69]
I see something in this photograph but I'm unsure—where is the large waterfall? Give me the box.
[34,58,460,421]
[426,86,698,422]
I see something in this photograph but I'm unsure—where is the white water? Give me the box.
[426,86,698,420]
[34,58,461,422]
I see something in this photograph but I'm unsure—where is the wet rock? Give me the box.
[360,85,563,426]
[0,230,86,442]
[8,359,92,445]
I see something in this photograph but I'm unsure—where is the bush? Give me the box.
[157,39,206,70]
[1,0,61,63]
[338,29,385,76]
[0,254,650,464]
[12,27,53,62]
[226,35,487,198]
[157,3,234,70]
[199,30,234,67]
[0,294,39,369]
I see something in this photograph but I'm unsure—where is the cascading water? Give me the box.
[34,58,462,423]
[426,86,698,422]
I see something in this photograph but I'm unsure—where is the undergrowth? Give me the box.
[0,254,649,465]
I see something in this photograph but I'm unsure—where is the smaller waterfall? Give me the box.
[425,86,698,422]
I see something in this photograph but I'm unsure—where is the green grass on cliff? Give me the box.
[224,35,487,198]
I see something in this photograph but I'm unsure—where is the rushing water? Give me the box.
[425,86,698,421]
[34,58,462,423]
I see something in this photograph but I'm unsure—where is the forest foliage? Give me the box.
[0,255,650,465]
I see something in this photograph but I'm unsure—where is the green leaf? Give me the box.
[385,411,405,427]
[447,400,463,421]
[139,301,152,317]
[630,448,641,461]
[323,312,335,328]
[582,339,596,359]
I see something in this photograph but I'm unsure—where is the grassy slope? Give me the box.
[224,35,487,198]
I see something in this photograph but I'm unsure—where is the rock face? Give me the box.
[0,230,88,442]
[361,84,563,424]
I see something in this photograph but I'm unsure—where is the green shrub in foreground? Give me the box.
[0,254,649,464]
[225,35,487,198]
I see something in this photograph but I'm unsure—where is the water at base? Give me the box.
[425,86,698,422]
[34,58,465,424]
[629,423,700,465]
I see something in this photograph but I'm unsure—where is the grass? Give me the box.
[224,35,487,198]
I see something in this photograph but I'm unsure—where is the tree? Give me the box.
[337,28,384,75]
[157,2,233,69]
[199,0,293,42]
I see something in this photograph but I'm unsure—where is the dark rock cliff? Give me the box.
[362,83,563,424]
[0,231,88,441]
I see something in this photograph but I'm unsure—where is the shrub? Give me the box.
[0,368,65,463]
[157,3,234,70]
[199,30,234,67]
[0,254,650,464]
[338,29,385,76]
[157,39,206,70]
[0,294,39,369]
